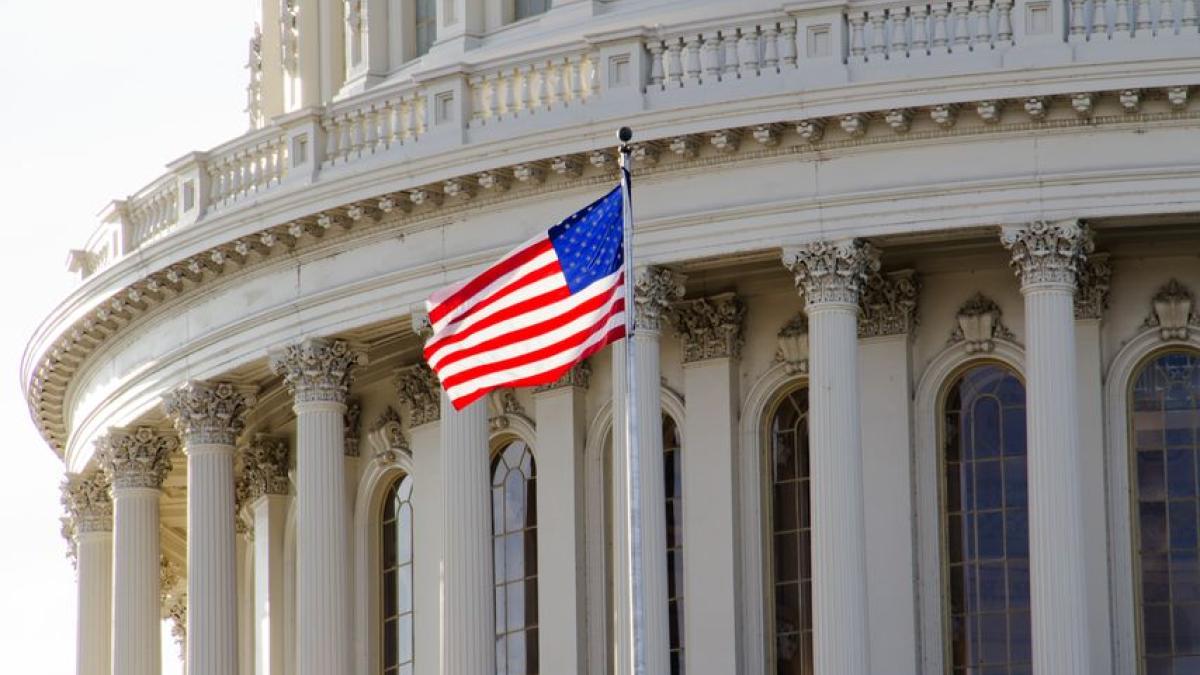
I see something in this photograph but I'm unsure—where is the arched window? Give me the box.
[942,363,1030,673]
[663,416,685,675]
[514,0,549,21]
[768,386,812,675]
[414,0,435,57]
[493,440,538,675]
[1130,350,1200,674]
[381,474,415,675]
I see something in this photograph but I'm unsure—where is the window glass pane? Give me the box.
[943,364,1029,672]
[491,440,538,674]
[1131,350,1200,671]
[513,0,549,21]
[381,475,415,673]
[663,415,685,674]
[769,387,812,675]
[414,0,436,57]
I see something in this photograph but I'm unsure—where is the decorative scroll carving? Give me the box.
[162,381,253,446]
[1001,220,1094,288]
[533,361,592,393]
[98,427,178,490]
[242,434,291,500]
[1144,279,1200,340]
[782,239,880,306]
[368,407,410,466]
[1074,253,1112,320]
[776,313,810,375]
[344,398,362,457]
[949,293,1015,354]
[396,363,440,427]
[488,389,531,432]
[858,269,920,338]
[671,293,746,362]
[634,267,686,331]
[269,338,366,404]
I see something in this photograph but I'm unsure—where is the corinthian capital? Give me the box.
[98,427,178,490]
[671,293,746,363]
[395,362,441,427]
[1001,220,1093,289]
[269,338,366,404]
[634,267,686,332]
[241,434,291,500]
[60,471,113,534]
[858,269,920,338]
[782,239,880,306]
[162,381,254,446]
[1074,253,1112,320]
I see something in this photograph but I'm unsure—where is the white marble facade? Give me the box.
[30,0,1200,674]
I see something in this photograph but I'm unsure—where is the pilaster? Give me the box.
[269,338,366,675]
[781,239,878,675]
[62,471,114,675]
[243,434,292,675]
[1000,220,1093,675]
[99,426,178,675]
[671,293,744,675]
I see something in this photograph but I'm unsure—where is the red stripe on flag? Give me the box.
[428,237,554,326]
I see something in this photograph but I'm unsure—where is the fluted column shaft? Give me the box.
[440,393,495,675]
[807,302,870,675]
[76,530,113,675]
[783,240,876,675]
[253,494,289,675]
[186,444,238,674]
[112,487,163,675]
[295,398,352,675]
[1003,222,1092,675]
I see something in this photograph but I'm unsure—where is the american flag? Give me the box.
[424,185,626,409]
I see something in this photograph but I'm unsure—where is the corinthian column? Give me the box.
[782,239,878,675]
[99,426,178,675]
[62,470,114,675]
[612,266,684,675]
[1001,221,1093,675]
[242,434,292,675]
[269,338,366,675]
[163,381,252,675]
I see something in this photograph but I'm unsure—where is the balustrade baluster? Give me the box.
[912,5,931,53]
[685,35,703,85]
[648,42,666,88]
[502,70,517,117]
[587,53,600,98]
[1070,0,1089,37]
[996,0,1015,41]
[568,56,583,102]
[974,0,993,45]
[722,28,740,76]
[536,63,551,109]
[1115,0,1132,34]
[850,13,868,60]
[738,26,761,76]
[666,38,684,87]
[363,109,378,154]
[1158,0,1176,33]
[337,115,352,163]
[1135,0,1152,32]
[932,3,952,51]
[1183,0,1198,27]
[890,8,910,57]
[554,58,570,104]
[468,78,484,124]
[701,32,723,80]
[519,66,533,114]
[780,20,798,67]
[762,23,780,71]
[952,0,972,46]
[869,10,888,58]
[250,147,263,191]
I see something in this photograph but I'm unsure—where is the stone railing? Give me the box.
[73,0,1200,279]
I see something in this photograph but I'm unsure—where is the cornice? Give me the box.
[22,86,1200,454]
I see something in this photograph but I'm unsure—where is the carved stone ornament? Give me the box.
[1144,279,1200,340]
[161,556,187,660]
[776,313,810,375]
[1074,253,1112,320]
[241,434,291,500]
[671,293,746,363]
[233,473,253,537]
[533,360,593,393]
[269,338,366,404]
[634,267,686,331]
[858,269,920,338]
[98,427,179,490]
[344,398,362,457]
[949,293,1015,354]
[395,363,441,427]
[488,389,530,432]
[368,406,410,466]
[61,471,113,535]
[782,239,881,306]
[162,380,253,446]
[1000,220,1094,288]
[280,0,299,74]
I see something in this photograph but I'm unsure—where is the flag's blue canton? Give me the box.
[547,186,624,294]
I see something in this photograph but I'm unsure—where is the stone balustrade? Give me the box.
[73,0,1200,277]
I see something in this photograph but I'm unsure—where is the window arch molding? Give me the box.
[352,449,415,675]
[913,338,1025,675]
[1104,325,1200,673]
[582,386,686,675]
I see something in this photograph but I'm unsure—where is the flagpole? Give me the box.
[617,126,648,675]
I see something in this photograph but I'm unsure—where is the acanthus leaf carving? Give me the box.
[782,239,880,306]
[634,267,686,331]
[1074,252,1112,320]
[488,389,529,432]
[98,426,179,490]
[671,293,746,363]
[162,380,254,447]
[949,292,1015,354]
[1143,278,1200,340]
[368,406,410,466]
[533,360,592,393]
[1001,220,1094,288]
[395,363,441,427]
[160,556,187,661]
[776,312,810,375]
[858,269,920,338]
[241,434,291,500]
[344,398,362,457]
[61,470,113,536]
[269,338,366,404]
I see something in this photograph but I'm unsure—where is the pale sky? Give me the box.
[0,1,255,671]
